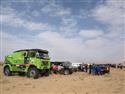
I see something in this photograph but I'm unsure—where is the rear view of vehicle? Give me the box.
[51,61,73,75]
[3,49,51,79]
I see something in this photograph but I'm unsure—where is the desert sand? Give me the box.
[0,65,125,94]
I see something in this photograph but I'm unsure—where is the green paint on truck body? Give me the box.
[4,49,51,73]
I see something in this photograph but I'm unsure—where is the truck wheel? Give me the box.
[64,69,69,75]
[27,67,39,79]
[4,66,12,76]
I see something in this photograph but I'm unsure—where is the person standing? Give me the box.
[91,64,96,75]
[85,64,88,72]
[89,64,92,74]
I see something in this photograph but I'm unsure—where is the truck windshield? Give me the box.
[28,51,36,57]
[37,52,49,59]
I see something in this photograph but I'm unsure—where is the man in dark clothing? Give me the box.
[92,64,99,75]
[89,64,92,74]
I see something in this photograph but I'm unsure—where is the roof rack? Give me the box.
[14,49,48,53]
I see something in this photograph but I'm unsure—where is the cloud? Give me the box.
[1,29,124,63]
[41,1,71,17]
[1,7,53,31]
[1,2,77,36]
[88,0,125,62]
[25,21,51,31]
[1,14,24,27]
[1,5,74,33]
[40,0,79,37]
[79,29,104,38]
[84,37,108,49]
[62,18,77,26]
[38,31,83,55]
[91,0,124,30]
[1,32,28,60]
[59,17,78,37]
[1,14,52,31]
[37,31,124,63]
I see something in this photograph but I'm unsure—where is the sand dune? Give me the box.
[0,66,125,94]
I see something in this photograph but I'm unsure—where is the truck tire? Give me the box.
[64,69,70,75]
[4,66,12,76]
[27,67,39,79]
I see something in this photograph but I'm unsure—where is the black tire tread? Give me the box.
[27,67,39,79]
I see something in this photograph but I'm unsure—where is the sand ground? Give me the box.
[0,65,125,94]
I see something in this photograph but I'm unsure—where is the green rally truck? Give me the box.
[3,49,51,79]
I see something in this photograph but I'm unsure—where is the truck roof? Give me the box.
[14,49,48,53]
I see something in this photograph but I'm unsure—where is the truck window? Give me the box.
[28,51,36,57]
[38,52,49,59]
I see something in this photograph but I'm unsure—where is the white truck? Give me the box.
[71,63,82,71]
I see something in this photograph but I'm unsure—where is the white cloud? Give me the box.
[59,17,78,37]
[88,0,125,62]
[84,37,108,49]
[1,3,77,36]
[37,31,124,63]
[0,30,124,63]
[1,14,24,27]
[40,0,78,36]
[25,21,50,31]
[62,18,77,27]
[1,8,53,31]
[79,30,104,38]
[41,1,71,17]
[38,31,82,55]
[91,0,124,28]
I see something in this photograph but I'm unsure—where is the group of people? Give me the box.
[82,64,110,75]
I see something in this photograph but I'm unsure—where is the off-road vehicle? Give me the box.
[3,49,51,79]
[51,61,73,75]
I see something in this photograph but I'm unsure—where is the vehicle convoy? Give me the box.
[51,61,73,75]
[3,49,51,79]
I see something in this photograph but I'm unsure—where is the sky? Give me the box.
[0,0,125,63]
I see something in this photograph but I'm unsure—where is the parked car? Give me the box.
[72,63,82,72]
[79,63,88,72]
[117,63,123,69]
[110,64,117,68]
[51,61,73,75]
[90,64,110,75]
[97,64,110,74]
[3,49,51,79]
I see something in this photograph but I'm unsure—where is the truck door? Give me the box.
[11,52,25,71]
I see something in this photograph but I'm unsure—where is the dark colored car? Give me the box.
[51,61,73,75]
